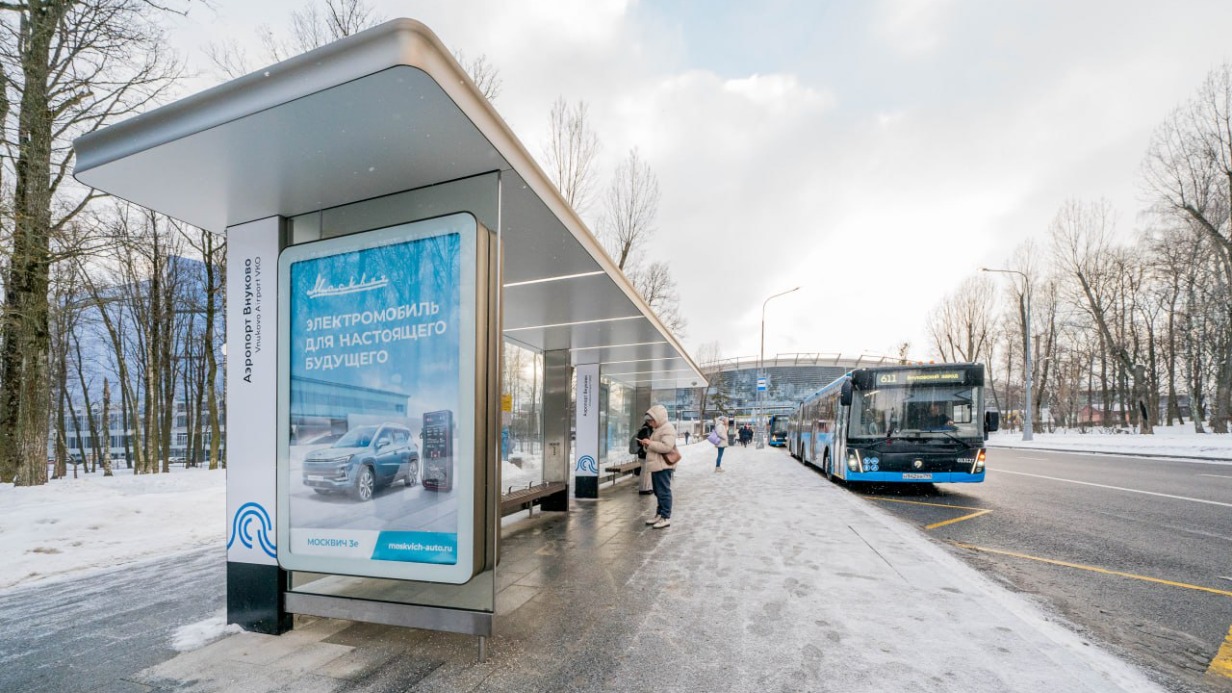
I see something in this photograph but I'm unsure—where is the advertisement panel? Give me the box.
[276,213,482,584]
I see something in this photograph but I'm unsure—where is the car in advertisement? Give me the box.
[302,423,419,501]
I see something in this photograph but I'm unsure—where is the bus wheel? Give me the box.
[823,451,834,481]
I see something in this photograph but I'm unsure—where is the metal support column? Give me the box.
[540,349,571,511]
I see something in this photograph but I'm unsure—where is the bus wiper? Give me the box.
[937,429,971,447]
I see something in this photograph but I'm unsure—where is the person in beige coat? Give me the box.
[638,404,678,529]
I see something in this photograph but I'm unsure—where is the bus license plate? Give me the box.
[902,473,933,480]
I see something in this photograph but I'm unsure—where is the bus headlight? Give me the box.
[973,449,986,474]
[847,448,861,472]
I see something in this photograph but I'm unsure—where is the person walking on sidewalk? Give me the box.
[639,404,678,529]
[634,413,655,495]
[712,416,729,472]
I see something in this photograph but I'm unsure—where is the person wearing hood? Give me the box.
[638,404,678,529]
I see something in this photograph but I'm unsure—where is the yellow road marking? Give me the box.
[925,509,992,530]
[951,542,1232,599]
[1209,625,1232,679]
[873,496,1232,676]
[869,497,994,530]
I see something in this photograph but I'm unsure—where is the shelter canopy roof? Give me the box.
[73,19,703,390]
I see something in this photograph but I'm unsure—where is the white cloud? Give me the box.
[873,0,957,55]
[167,0,1232,364]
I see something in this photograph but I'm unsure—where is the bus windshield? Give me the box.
[849,386,981,438]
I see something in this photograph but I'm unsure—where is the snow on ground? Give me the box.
[988,423,1232,460]
[171,612,243,652]
[0,466,225,591]
[501,451,543,490]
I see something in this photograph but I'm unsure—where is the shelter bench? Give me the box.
[500,481,567,516]
[603,460,642,485]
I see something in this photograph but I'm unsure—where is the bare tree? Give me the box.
[100,377,112,476]
[544,97,600,215]
[893,342,912,364]
[122,208,188,473]
[1049,199,1155,433]
[184,227,224,469]
[927,275,998,363]
[629,261,686,336]
[204,1,503,107]
[600,148,661,272]
[694,342,722,424]
[596,148,686,336]
[1002,240,1060,431]
[277,0,380,59]
[453,50,501,102]
[73,203,190,475]
[207,0,385,79]
[76,250,141,471]
[0,0,184,485]
[1142,62,1232,433]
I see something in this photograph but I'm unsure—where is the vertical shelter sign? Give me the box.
[226,218,280,567]
[277,213,480,584]
[575,364,599,477]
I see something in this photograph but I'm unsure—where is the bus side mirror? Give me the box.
[985,411,1000,432]
[839,380,853,407]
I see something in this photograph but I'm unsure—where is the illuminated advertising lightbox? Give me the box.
[276,213,484,584]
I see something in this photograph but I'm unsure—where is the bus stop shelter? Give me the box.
[72,19,704,652]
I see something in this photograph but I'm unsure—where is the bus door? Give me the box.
[833,403,848,478]
[808,418,819,465]
[816,418,831,468]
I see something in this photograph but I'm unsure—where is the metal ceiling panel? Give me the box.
[503,273,641,331]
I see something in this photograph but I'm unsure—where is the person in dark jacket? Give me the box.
[635,413,655,494]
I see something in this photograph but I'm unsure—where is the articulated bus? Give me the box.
[788,363,999,483]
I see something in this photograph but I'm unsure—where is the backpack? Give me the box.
[628,436,641,455]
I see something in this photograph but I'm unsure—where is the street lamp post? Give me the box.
[758,286,800,448]
[981,268,1033,441]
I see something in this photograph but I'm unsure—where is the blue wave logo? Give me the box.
[227,502,277,558]
[575,455,597,474]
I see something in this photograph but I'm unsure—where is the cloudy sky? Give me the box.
[168,0,1232,363]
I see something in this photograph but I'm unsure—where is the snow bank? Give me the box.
[0,466,225,591]
[171,612,243,651]
[988,423,1232,460]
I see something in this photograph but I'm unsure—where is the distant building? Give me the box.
[655,353,906,430]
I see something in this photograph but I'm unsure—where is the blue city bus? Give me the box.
[767,415,789,447]
[788,363,998,483]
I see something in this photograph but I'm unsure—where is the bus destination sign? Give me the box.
[876,370,966,385]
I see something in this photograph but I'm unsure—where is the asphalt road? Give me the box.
[0,546,224,693]
[837,447,1232,693]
